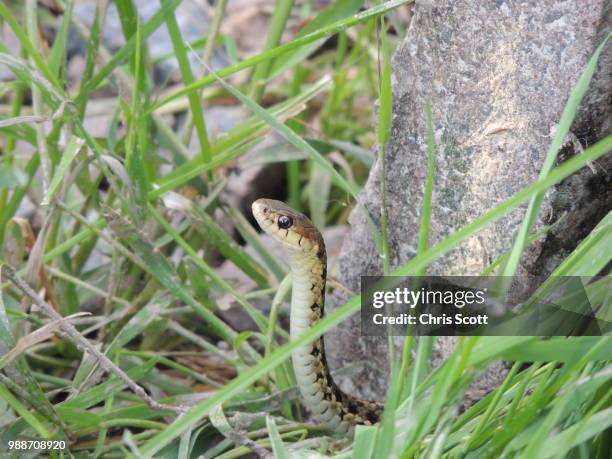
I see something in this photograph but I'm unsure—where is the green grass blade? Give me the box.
[267,0,365,80]
[500,337,612,362]
[415,100,436,276]
[0,52,64,109]
[466,336,535,366]
[76,0,105,119]
[125,16,150,221]
[308,162,332,229]
[60,359,160,411]
[105,297,170,358]
[375,363,402,459]
[539,407,612,458]
[41,136,85,206]
[377,18,392,147]
[266,416,289,459]
[0,153,39,246]
[162,0,212,164]
[0,384,51,438]
[377,16,393,276]
[249,0,294,101]
[116,0,147,87]
[308,138,375,166]
[48,0,73,82]
[352,424,378,459]
[286,66,306,211]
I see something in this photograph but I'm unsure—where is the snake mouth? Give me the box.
[251,200,275,231]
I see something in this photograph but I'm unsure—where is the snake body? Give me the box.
[252,199,382,433]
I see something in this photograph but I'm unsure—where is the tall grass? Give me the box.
[0,1,610,458]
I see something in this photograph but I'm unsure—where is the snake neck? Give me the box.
[287,246,382,433]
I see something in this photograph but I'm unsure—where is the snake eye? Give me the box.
[277,215,293,229]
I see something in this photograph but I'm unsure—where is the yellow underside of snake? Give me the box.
[252,199,382,434]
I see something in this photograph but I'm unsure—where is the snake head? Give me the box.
[251,199,324,253]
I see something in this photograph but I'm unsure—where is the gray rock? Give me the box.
[326,0,612,401]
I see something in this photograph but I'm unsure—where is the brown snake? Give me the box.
[252,199,382,433]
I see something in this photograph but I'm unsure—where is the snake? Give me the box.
[252,198,383,434]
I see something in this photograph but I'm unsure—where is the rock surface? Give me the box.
[326,0,612,401]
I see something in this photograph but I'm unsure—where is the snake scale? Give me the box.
[252,199,382,433]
